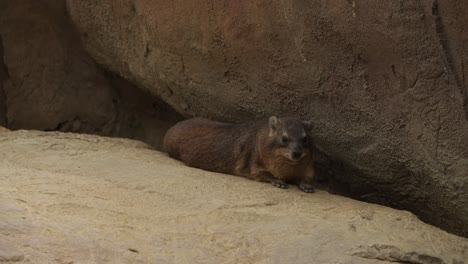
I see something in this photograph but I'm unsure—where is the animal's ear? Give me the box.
[302,120,313,130]
[269,116,278,132]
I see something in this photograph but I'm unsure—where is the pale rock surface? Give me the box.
[0,131,467,263]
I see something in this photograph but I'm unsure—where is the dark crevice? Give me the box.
[462,48,468,123]
[98,67,185,149]
[144,43,151,58]
[432,0,468,122]
[353,244,447,264]
[44,117,80,132]
[0,34,10,128]
[127,248,139,253]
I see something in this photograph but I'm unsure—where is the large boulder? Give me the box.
[0,1,182,149]
[1,130,467,263]
[66,0,468,236]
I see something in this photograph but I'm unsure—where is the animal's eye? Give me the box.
[281,136,288,143]
[302,137,307,143]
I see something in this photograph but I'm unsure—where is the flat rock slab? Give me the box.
[0,131,467,263]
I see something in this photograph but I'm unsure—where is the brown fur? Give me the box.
[0,126,9,133]
[163,116,315,192]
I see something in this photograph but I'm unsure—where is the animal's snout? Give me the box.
[291,150,302,159]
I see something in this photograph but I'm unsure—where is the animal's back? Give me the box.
[163,118,258,174]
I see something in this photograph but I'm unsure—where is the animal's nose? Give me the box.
[292,150,302,159]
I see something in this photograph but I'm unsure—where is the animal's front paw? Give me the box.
[298,183,315,193]
[271,180,288,189]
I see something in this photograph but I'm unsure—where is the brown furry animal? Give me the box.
[163,116,315,192]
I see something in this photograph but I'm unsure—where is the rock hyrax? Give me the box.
[163,116,315,192]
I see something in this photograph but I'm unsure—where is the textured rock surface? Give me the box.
[1,131,467,263]
[0,1,182,149]
[67,0,468,236]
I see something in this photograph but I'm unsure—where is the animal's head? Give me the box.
[268,116,312,162]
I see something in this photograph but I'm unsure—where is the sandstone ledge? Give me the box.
[0,131,467,263]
